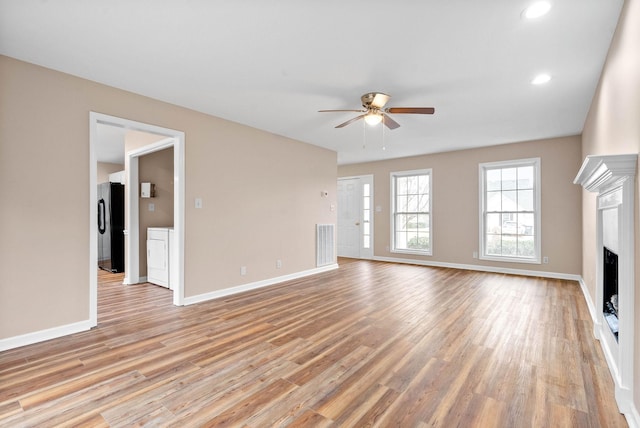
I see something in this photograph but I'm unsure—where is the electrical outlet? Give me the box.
[195,198,203,209]
[276,259,282,269]
[543,256,549,264]
[240,266,247,276]
[473,251,478,259]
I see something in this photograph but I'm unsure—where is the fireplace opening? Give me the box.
[603,246,619,341]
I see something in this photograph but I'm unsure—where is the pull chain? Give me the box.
[382,116,386,151]
[362,118,366,149]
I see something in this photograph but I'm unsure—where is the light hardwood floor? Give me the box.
[0,259,627,427]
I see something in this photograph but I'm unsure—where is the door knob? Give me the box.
[355,222,361,226]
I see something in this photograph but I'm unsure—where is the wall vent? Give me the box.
[316,224,335,267]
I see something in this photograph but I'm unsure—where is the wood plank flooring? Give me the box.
[0,259,627,427]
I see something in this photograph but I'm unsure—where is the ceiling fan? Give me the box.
[319,92,435,130]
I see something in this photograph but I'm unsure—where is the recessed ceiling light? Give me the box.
[523,1,551,19]
[531,73,552,85]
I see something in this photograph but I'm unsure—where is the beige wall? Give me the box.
[138,147,174,276]
[339,135,583,275]
[97,162,124,183]
[185,124,337,296]
[581,0,640,411]
[0,55,337,340]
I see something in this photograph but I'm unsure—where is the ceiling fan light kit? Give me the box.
[364,112,383,126]
[319,92,435,130]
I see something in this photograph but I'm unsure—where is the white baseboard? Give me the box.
[577,282,640,427]
[372,256,582,281]
[0,320,93,352]
[374,255,640,426]
[123,276,147,285]
[183,263,339,306]
[625,403,640,428]
[1,266,338,351]
[578,277,597,323]
[3,258,638,425]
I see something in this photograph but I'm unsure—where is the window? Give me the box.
[391,169,432,255]
[363,183,371,249]
[479,158,541,263]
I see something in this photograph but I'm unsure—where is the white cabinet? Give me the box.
[109,170,125,184]
[147,227,173,289]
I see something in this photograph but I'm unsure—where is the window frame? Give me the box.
[390,168,433,256]
[479,158,541,264]
[362,181,372,252]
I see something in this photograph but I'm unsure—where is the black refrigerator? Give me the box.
[97,182,125,273]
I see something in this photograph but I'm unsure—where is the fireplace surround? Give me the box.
[603,246,619,339]
[575,154,637,415]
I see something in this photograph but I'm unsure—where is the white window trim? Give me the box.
[361,178,374,258]
[479,158,541,264]
[390,168,433,256]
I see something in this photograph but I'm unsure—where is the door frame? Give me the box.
[337,174,374,259]
[89,112,186,326]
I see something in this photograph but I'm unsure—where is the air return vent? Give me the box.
[316,224,335,267]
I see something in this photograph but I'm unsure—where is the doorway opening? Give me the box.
[89,112,185,327]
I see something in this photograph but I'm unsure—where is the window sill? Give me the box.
[480,254,541,264]
[391,249,433,257]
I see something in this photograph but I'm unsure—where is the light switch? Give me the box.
[195,198,203,209]
[148,203,155,212]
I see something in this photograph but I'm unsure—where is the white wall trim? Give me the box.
[578,277,597,323]
[88,113,99,326]
[90,112,186,312]
[372,256,581,281]
[183,264,339,306]
[478,157,542,264]
[390,169,433,257]
[626,405,640,428]
[374,255,640,424]
[0,265,338,351]
[0,320,92,352]
[575,153,637,418]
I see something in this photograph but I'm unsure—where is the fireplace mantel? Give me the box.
[574,154,637,192]
[575,153,637,416]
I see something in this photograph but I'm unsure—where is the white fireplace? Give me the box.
[574,154,637,414]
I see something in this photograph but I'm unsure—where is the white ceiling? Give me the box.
[0,1,624,165]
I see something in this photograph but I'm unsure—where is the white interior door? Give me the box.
[338,178,361,258]
[338,176,374,259]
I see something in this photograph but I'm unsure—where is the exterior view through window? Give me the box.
[480,158,540,263]
[391,169,432,255]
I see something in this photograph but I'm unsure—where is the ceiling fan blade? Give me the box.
[385,107,435,114]
[371,93,390,108]
[335,114,365,128]
[318,109,366,113]
[382,114,401,130]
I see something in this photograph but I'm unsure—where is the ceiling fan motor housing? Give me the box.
[361,92,388,108]
[319,92,433,129]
